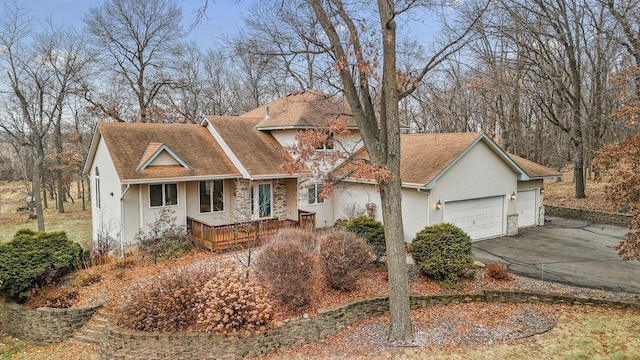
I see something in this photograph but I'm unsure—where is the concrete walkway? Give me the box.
[472,217,640,293]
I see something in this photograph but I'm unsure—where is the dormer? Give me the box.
[136,142,190,171]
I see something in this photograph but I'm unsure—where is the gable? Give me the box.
[436,140,517,198]
[333,132,528,189]
[87,122,242,184]
[136,143,190,170]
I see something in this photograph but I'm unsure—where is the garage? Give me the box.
[517,189,538,227]
[443,196,505,240]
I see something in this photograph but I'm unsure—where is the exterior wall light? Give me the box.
[540,189,545,194]
[435,200,442,210]
[510,192,517,201]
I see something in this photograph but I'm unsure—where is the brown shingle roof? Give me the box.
[97,122,241,183]
[334,133,485,187]
[509,153,561,179]
[246,90,357,129]
[399,133,484,186]
[205,116,309,178]
[335,132,559,187]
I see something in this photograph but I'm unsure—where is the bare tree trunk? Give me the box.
[55,117,65,213]
[32,147,45,231]
[377,0,412,343]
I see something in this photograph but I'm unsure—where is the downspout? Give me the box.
[119,184,130,257]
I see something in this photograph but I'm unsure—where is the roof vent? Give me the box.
[265,105,269,120]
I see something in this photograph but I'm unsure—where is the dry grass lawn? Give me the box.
[544,167,620,213]
[0,181,91,245]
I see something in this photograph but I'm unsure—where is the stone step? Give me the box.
[71,333,101,345]
[70,310,109,345]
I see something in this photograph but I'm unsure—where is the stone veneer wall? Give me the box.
[506,214,518,236]
[233,179,288,220]
[545,205,634,228]
[2,301,101,345]
[99,291,639,360]
[273,179,287,220]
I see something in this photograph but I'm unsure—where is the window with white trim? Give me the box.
[316,130,335,150]
[307,183,325,205]
[149,183,178,207]
[94,167,101,209]
[199,180,224,213]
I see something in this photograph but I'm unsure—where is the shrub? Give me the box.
[116,261,213,332]
[273,227,320,254]
[254,235,315,308]
[112,256,138,270]
[0,230,83,302]
[483,261,514,281]
[75,267,103,286]
[134,208,193,263]
[194,263,273,333]
[409,223,475,282]
[26,286,79,309]
[319,231,371,291]
[344,215,386,259]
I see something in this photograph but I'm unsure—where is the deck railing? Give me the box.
[187,210,316,251]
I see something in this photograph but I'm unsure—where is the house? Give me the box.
[83,90,560,252]
[332,133,560,242]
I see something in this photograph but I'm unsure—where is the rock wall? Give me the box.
[544,205,633,228]
[99,292,639,360]
[2,301,101,345]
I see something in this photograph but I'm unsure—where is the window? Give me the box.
[307,183,325,205]
[94,167,101,209]
[251,182,272,218]
[149,183,178,207]
[316,130,335,150]
[199,180,224,213]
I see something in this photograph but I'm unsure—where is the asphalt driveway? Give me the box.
[472,217,640,293]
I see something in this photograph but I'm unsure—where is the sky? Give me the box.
[27,0,250,50]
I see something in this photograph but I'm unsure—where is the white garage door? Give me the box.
[517,189,537,228]
[443,196,504,240]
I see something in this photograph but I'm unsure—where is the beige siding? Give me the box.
[148,151,180,166]
[299,192,334,229]
[333,184,429,242]
[89,138,123,249]
[139,183,187,232]
[285,179,298,221]
[428,141,518,233]
[401,189,430,242]
[185,180,234,225]
[271,129,364,172]
[333,183,382,222]
[121,184,140,246]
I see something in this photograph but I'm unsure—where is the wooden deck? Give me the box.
[187,210,316,251]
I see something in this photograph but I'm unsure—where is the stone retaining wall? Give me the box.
[544,205,634,228]
[99,291,640,360]
[2,301,101,345]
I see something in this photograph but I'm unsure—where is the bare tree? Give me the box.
[83,0,184,122]
[0,3,88,229]
[251,0,488,343]
[36,23,92,213]
[604,0,640,96]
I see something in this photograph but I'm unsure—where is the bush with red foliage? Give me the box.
[115,262,213,332]
[254,233,315,308]
[319,231,371,291]
[483,261,514,282]
[194,263,273,334]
